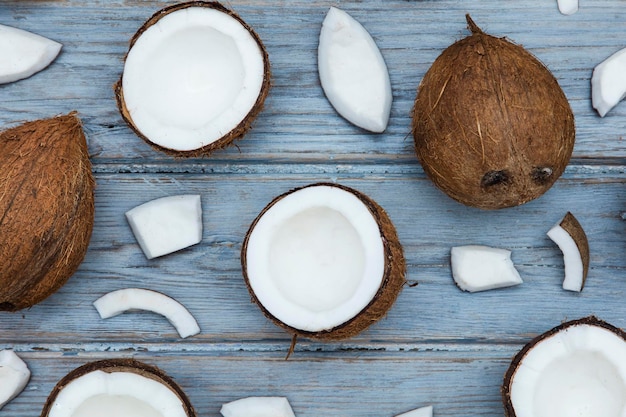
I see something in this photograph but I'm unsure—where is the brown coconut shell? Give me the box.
[0,113,94,311]
[114,1,271,157]
[502,316,624,417]
[412,15,575,209]
[40,359,196,417]
[241,183,407,341]
[558,211,590,290]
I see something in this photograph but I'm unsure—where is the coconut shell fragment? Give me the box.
[0,113,94,311]
[412,15,575,209]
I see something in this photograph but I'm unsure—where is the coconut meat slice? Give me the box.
[592,46,626,117]
[0,350,30,410]
[395,405,433,417]
[318,7,392,133]
[508,321,626,417]
[450,245,523,292]
[220,397,296,417]
[547,212,589,292]
[245,185,385,332]
[126,195,202,259]
[557,0,579,15]
[121,6,265,151]
[93,288,200,339]
[0,24,62,84]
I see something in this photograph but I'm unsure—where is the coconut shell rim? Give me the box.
[558,211,590,289]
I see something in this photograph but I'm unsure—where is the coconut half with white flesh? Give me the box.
[241,183,406,340]
[502,316,626,417]
[40,359,195,417]
[115,1,271,156]
[547,212,589,292]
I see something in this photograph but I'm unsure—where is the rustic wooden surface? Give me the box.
[1,1,625,416]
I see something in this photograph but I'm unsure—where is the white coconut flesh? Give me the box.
[0,350,30,410]
[93,288,200,339]
[126,195,202,260]
[592,46,626,117]
[547,224,584,292]
[557,0,579,15]
[245,185,385,332]
[0,24,62,84]
[47,369,187,417]
[395,405,433,417]
[318,7,392,133]
[450,245,523,292]
[121,6,265,151]
[220,397,296,417]
[509,323,626,417]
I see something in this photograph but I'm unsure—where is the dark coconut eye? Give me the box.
[532,166,554,185]
[481,170,510,188]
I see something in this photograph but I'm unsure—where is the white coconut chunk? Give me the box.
[509,323,626,417]
[220,397,296,417]
[48,369,187,417]
[121,6,265,151]
[126,195,202,259]
[0,350,30,410]
[547,225,584,292]
[557,0,579,15]
[395,405,433,417]
[450,245,523,292]
[93,288,200,338]
[245,185,385,332]
[318,7,392,133]
[0,24,61,84]
[592,47,626,117]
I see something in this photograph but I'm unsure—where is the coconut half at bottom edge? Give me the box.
[241,183,406,341]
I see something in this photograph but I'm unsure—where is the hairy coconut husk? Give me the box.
[412,15,575,209]
[0,113,94,311]
[40,359,196,417]
[241,183,406,341]
[115,1,271,157]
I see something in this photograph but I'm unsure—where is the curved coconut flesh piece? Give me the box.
[0,113,94,311]
[125,195,202,259]
[0,350,30,410]
[395,405,433,417]
[93,288,200,339]
[115,1,271,156]
[592,46,626,117]
[0,24,62,84]
[242,183,406,341]
[220,397,296,417]
[547,212,590,292]
[557,0,579,15]
[450,245,523,292]
[412,15,575,209]
[41,359,195,417]
[502,316,626,417]
[318,7,392,133]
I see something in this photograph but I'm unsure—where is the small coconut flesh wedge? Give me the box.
[126,195,202,259]
[503,316,626,417]
[318,7,392,133]
[0,24,62,84]
[592,46,626,117]
[0,113,94,311]
[0,350,30,410]
[116,1,270,156]
[41,359,195,417]
[395,405,433,417]
[451,245,523,292]
[557,0,579,15]
[220,397,296,417]
[94,288,200,338]
[547,212,590,292]
[242,183,405,340]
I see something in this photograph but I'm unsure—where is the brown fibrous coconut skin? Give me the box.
[501,316,624,417]
[412,15,575,209]
[114,1,272,157]
[40,359,196,417]
[241,183,407,341]
[559,211,590,290]
[0,113,94,311]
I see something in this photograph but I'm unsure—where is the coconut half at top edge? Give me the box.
[241,183,406,341]
[115,1,271,157]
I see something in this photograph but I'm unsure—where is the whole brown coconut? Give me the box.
[412,15,575,209]
[0,113,94,311]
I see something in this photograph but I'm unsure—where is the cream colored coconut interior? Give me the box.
[510,324,626,417]
[48,370,187,417]
[246,185,385,332]
[122,6,264,151]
